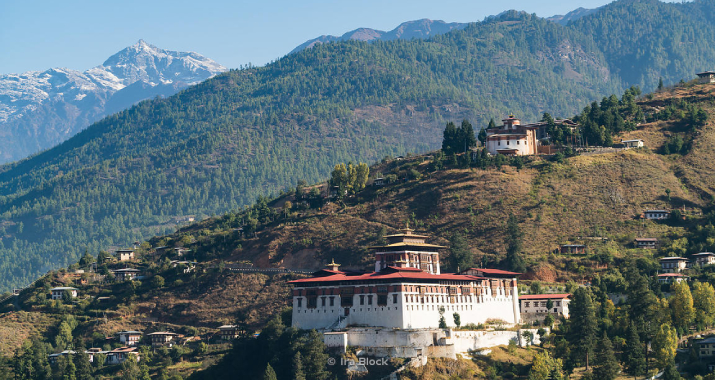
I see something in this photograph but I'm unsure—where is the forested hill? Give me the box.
[2,0,715,292]
[0,12,620,292]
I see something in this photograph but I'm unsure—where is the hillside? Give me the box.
[3,81,715,380]
[0,11,621,292]
[4,0,715,292]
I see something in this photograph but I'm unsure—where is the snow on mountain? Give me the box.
[0,40,226,163]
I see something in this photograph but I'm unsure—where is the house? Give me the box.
[147,332,179,347]
[116,249,135,262]
[170,260,196,273]
[659,257,689,273]
[218,325,241,340]
[373,177,385,187]
[657,273,689,284]
[174,247,190,257]
[519,294,571,318]
[112,268,140,282]
[693,252,715,266]
[116,331,142,346]
[485,116,539,156]
[695,336,715,358]
[290,228,522,330]
[560,244,587,254]
[697,71,715,84]
[644,210,670,220]
[50,287,78,300]
[84,348,108,363]
[622,139,645,148]
[106,347,140,365]
[48,350,76,365]
[634,238,659,249]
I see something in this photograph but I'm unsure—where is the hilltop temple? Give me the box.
[289,228,521,330]
[485,115,578,156]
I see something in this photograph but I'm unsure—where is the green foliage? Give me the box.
[623,323,646,377]
[653,324,678,370]
[442,120,477,155]
[503,213,526,273]
[453,312,461,328]
[568,288,598,368]
[593,333,620,380]
[447,233,473,272]
[670,281,695,331]
[693,281,715,329]
[529,351,564,380]
[151,275,165,289]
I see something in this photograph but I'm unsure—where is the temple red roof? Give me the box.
[519,293,571,300]
[289,266,485,284]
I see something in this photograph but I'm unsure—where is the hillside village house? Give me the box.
[50,287,78,300]
[634,238,659,249]
[147,332,179,347]
[697,71,715,84]
[218,325,241,340]
[560,244,586,254]
[622,139,645,148]
[106,347,140,365]
[693,252,715,266]
[485,116,539,156]
[289,228,521,330]
[112,268,140,282]
[657,273,689,284]
[116,331,142,346]
[660,257,689,273]
[116,249,135,261]
[519,294,571,318]
[644,209,670,220]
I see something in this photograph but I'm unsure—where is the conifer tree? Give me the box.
[448,233,473,272]
[503,213,526,273]
[593,333,620,380]
[568,288,598,369]
[623,323,646,377]
[262,363,278,380]
[292,352,306,380]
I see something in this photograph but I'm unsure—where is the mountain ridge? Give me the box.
[0,40,226,164]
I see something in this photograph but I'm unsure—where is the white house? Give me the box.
[622,139,644,148]
[635,238,659,249]
[147,332,179,347]
[644,210,670,220]
[116,331,142,346]
[693,252,715,267]
[657,273,689,284]
[106,347,140,365]
[218,325,241,340]
[50,287,78,300]
[116,250,135,262]
[660,257,689,273]
[112,268,140,282]
[485,116,539,156]
[697,71,715,84]
[519,294,571,318]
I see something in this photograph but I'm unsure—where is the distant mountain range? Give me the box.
[290,19,469,54]
[0,40,226,163]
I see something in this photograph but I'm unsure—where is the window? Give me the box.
[555,301,560,306]
[297,298,302,308]
[307,297,317,308]
[378,295,387,306]
[517,140,520,145]
[498,141,501,146]
[393,294,398,304]
[330,297,334,306]
[367,295,373,305]
[507,140,510,145]
[341,295,353,307]
[321,297,326,307]
[525,302,530,307]
[360,295,365,305]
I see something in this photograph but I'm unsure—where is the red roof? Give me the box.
[463,268,522,276]
[658,273,688,277]
[289,267,485,284]
[519,293,571,300]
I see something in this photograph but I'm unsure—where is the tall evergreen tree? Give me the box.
[448,232,473,272]
[623,323,646,377]
[442,122,459,155]
[593,333,620,380]
[292,352,306,380]
[568,288,598,369]
[262,363,278,380]
[503,213,526,273]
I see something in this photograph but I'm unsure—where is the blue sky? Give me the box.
[0,0,676,74]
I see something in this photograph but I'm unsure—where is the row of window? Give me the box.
[496,140,527,146]
[523,301,562,307]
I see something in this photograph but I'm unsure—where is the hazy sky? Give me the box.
[0,0,677,74]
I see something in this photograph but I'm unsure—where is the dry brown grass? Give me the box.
[0,311,55,356]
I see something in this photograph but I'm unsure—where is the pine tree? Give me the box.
[292,352,306,380]
[623,323,646,377]
[460,119,477,152]
[442,122,459,155]
[593,333,620,380]
[448,233,473,272]
[74,351,94,380]
[568,288,598,369]
[262,363,278,380]
[503,213,526,273]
